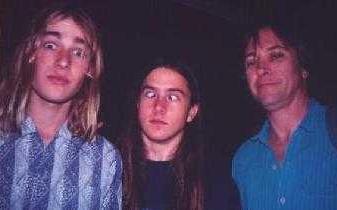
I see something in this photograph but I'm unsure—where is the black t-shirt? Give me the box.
[140,159,241,210]
[141,160,174,210]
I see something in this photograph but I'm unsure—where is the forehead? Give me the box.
[43,17,88,43]
[144,67,189,90]
[246,28,286,52]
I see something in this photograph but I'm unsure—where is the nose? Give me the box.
[255,59,269,76]
[56,49,71,69]
[153,97,167,114]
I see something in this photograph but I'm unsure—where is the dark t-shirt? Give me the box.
[140,159,240,210]
[141,160,174,210]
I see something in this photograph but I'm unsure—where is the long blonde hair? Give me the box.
[0,4,103,140]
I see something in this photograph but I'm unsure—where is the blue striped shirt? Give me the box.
[233,99,337,210]
[0,117,122,209]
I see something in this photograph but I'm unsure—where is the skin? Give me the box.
[244,27,309,162]
[28,17,91,144]
[138,67,199,161]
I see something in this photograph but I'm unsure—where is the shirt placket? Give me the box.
[265,144,286,210]
[275,130,301,210]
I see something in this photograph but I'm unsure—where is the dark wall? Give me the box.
[2,0,337,161]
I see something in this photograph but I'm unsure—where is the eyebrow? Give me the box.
[167,88,186,96]
[245,45,287,58]
[41,30,87,45]
[266,45,287,51]
[142,85,187,96]
[41,31,61,39]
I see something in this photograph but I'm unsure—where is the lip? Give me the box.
[257,81,280,88]
[47,75,69,85]
[149,119,168,125]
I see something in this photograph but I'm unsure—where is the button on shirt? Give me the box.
[0,117,122,209]
[233,99,337,210]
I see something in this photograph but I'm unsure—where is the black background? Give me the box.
[1,0,337,162]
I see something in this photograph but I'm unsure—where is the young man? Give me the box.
[233,23,337,210]
[121,58,239,210]
[0,5,122,209]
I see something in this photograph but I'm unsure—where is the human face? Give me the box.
[30,17,90,104]
[138,67,199,145]
[244,27,307,111]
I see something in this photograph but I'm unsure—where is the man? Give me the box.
[0,5,122,209]
[121,58,239,210]
[233,22,337,210]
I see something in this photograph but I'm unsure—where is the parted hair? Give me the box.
[241,20,311,73]
[121,57,205,210]
[0,4,103,140]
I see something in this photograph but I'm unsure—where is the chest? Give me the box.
[241,136,337,209]
[142,162,175,210]
[268,137,289,162]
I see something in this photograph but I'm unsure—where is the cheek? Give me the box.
[138,101,151,119]
[32,67,45,86]
[74,73,86,83]
[70,65,89,86]
[170,104,190,122]
[246,73,257,91]
[72,64,89,79]
[35,50,54,65]
[276,64,298,83]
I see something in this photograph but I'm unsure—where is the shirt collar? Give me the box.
[21,117,37,136]
[250,98,322,144]
[250,120,270,144]
[21,116,72,140]
[297,98,322,132]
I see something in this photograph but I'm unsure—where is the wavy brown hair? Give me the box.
[0,4,103,140]
[121,58,205,210]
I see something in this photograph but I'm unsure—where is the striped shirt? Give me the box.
[0,117,122,209]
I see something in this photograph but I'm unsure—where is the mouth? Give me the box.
[47,75,70,85]
[149,119,168,125]
[257,82,279,88]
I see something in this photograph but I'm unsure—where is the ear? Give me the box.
[186,104,199,123]
[301,69,309,80]
[85,64,93,78]
[28,40,41,63]
[28,55,35,64]
[85,72,94,79]
[137,101,140,110]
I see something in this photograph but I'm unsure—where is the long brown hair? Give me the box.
[121,58,205,210]
[0,4,103,140]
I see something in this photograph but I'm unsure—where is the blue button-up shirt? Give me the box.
[0,117,122,209]
[233,99,337,210]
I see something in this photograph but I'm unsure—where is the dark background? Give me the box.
[1,0,337,163]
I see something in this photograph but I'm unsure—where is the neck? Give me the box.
[267,93,309,142]
[27,92,72,144]
[143,132,183,161]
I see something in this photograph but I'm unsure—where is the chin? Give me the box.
[147,134,169,142]
[261,98,289,112]
[41,94,75,104]
[146,133,175,143]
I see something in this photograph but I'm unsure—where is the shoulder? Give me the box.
[93,135,122,161]
[0,132,20,147]
[307,98,327,122]
[232,135,262,185]
[80,135,122,167]
[233,137,258,165]
[233,120,269,166]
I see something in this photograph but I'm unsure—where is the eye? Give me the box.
[270,51,285,61]
[72,48,87,59]
[245,56,257,69]
[143,89,156,99]
[43,42,57,50]
[167,94,179,102]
